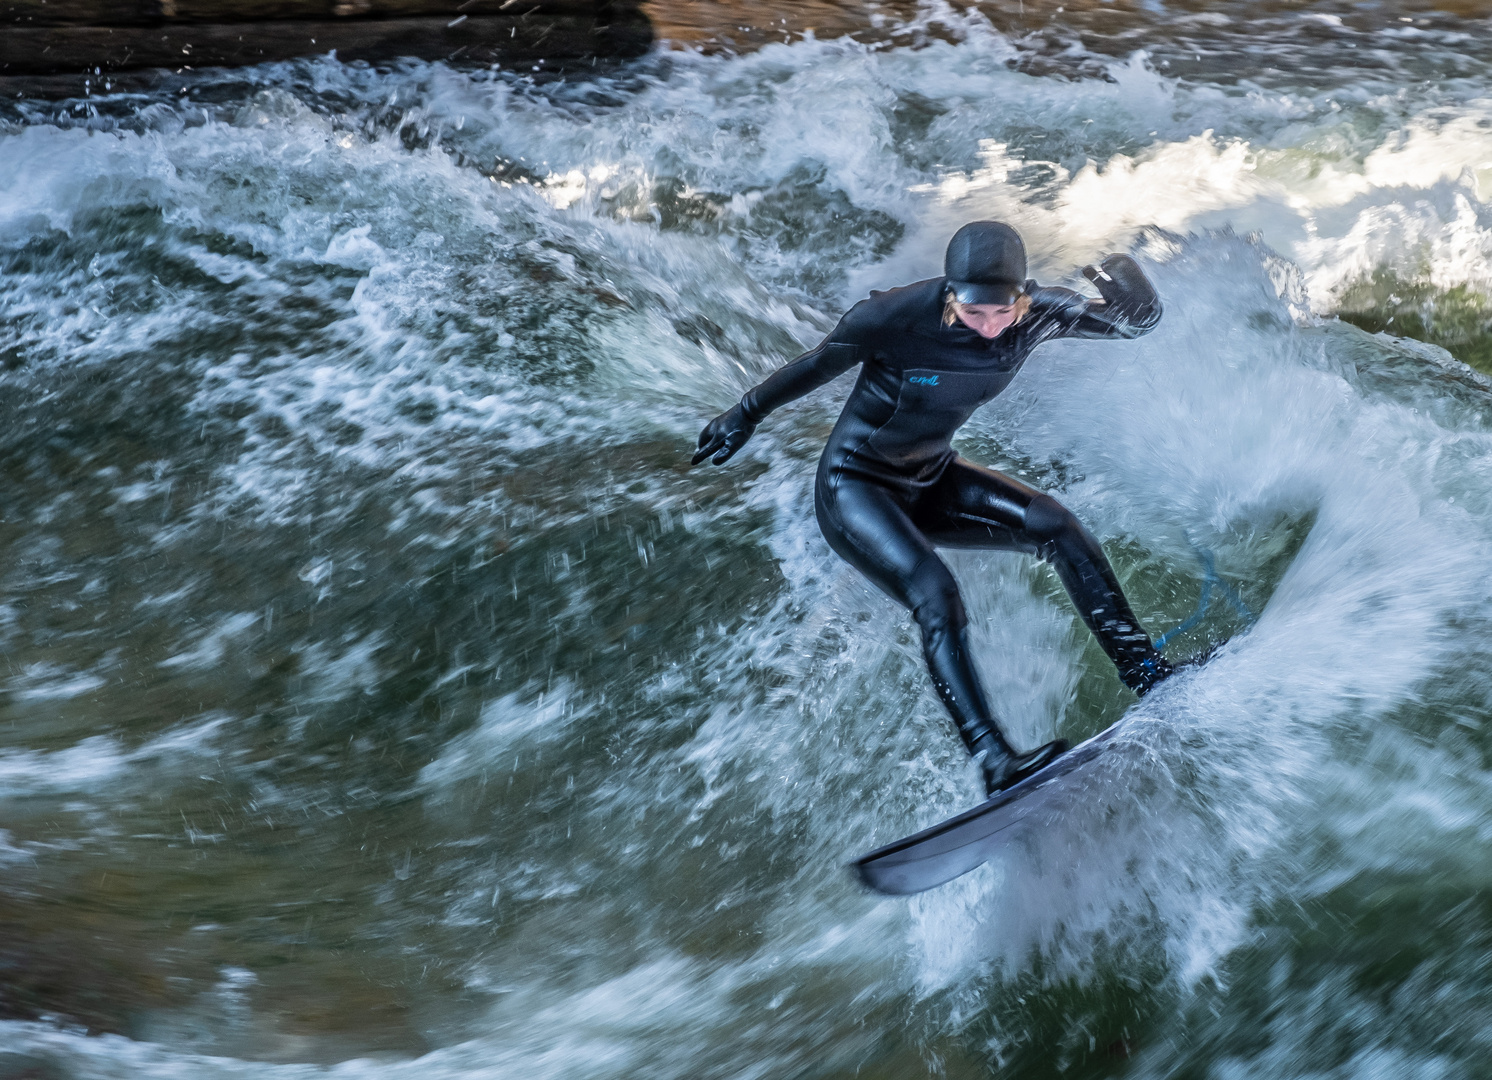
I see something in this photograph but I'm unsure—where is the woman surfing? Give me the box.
[692,221,1174,797]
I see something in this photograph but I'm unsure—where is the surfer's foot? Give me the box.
[975,736,1069,797]
[1126,638,1228,697]
[1122,653,1174,697]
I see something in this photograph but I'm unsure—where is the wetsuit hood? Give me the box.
[944,221,1026,306]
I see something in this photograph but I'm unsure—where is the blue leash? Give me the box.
[1152,547,1253,652]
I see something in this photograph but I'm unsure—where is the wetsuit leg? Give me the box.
[814,474,1015,759]
[916,459,1171,694]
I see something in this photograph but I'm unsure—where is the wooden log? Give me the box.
[3,1,156,28]
[3,0,606,27]
[0,4,651,76]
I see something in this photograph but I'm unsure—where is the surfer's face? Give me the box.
[953,300,1022,339]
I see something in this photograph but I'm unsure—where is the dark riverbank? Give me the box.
[11,0,1492,96]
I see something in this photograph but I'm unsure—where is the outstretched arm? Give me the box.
[740,338,862,422]
[691,316,864,467]
[1038,254,1163,340]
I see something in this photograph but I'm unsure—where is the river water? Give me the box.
[3,2,1492,1076]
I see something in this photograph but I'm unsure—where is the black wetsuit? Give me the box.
[736,273,1169,760]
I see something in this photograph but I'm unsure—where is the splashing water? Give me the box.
[4,4,1492,1077]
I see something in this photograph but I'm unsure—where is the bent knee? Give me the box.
[1023,493,1082,543]
[908,558,966,636]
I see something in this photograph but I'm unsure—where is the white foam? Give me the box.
[0,715,232,797]
[419,682,592,790]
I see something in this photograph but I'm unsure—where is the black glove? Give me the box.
[1081,254,1161,325]
[691,402,757,466]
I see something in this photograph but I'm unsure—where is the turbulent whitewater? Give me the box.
[4,3,1492,1076]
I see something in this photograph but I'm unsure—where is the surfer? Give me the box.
[692,221,1173,796]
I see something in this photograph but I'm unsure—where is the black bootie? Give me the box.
[922,621,1069,797]
[971,733,1069,797]
[1118,651,1174,697]
[1125,638,1228,696]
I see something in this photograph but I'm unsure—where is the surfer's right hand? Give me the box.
[691,402,757,466]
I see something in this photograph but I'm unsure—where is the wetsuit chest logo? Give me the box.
[908,374,939,386]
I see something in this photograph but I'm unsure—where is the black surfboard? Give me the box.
[853,720,1129,896]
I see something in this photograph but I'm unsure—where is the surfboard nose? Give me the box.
[852,723,1123,895]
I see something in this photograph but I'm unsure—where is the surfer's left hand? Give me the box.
[1082,254,1160,324]
[1082,254,1157,305]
